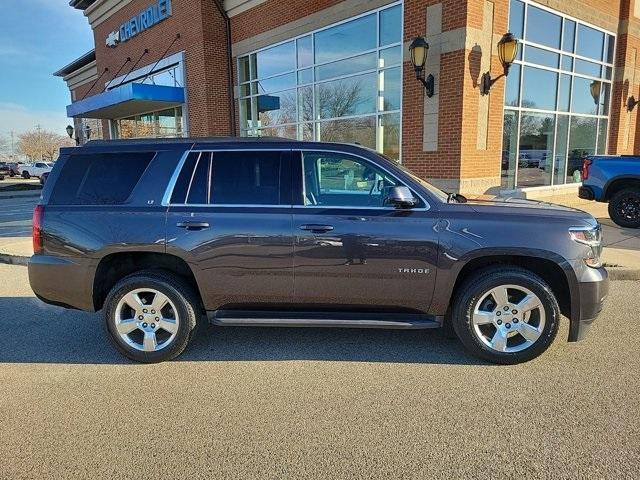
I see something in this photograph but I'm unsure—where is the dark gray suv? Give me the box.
[29,138,608,364]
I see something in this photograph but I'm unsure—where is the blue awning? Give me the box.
[66,83,185,119]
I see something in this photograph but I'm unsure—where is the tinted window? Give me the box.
[210,151,282,205]
[170,152,199,204]
[50,152,153,205]
[186,153,210,204]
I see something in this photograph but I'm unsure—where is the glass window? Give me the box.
[518,113,554,187]
[563,19,576,53]
[171,152,198,204]
[526,6,561,49]
[605,34,615,63]
[567,116,597,183]
[302,151,399,207]
[318,116,376,150]
[50,152,154,205]
[599,83,610,115]
[316,72,377,119]
[314,14,376,64]
[597,118,608,154]
[256,42,296,78]
[315,52,377,81]
[186,153,210,205]
[379,5,401,46]
[502,110,519,189]
[575,59,601,78]
[561,55,573,72]
[210,152,282,205]
[298,68,313,85]
[522,67,558,110]
[509,0,525,39]
[239,56,251,83]
[297,36,313,68]
[504,64,521,107]
[379,46,401,68]
[525,46,559,68]
[576,24,604,61]
[571,77,599,115]
[258,90,297,127]
[553,115,570,185]
[379,113,401,160]
[114,107,184,139]
[379,67,401,111]
[558,74,571,112]
[298,86,313,122]
[257,73,296,94]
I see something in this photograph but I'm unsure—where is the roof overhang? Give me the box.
[66,83,185,119]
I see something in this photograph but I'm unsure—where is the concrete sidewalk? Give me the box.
[1,196,638,277]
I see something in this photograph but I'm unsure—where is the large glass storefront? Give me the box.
[502,0,614,188]
[237,3,403,160]
[113,107,184,139]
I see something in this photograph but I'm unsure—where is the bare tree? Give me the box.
[17,126,75,161]
[0,134,10,161]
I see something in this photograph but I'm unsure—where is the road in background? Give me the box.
[0,263,638,479]
[0,196,38,238]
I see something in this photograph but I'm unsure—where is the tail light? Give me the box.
[582,158,592,181]
[32,205,44,254]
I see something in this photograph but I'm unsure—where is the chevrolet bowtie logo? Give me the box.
[106,30,120,48]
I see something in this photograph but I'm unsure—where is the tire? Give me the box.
[104,270,201,363]
[451,266,560,365]
[22,171,30,179]
[608,188,640,228]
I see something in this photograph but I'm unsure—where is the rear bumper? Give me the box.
[28,255,95,311]
[578,186,595,200]
[568,266,609,342]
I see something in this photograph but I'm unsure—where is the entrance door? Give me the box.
[292,150,439,314]
[165,149,294,310]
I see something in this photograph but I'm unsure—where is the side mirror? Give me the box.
[384,186,417,208]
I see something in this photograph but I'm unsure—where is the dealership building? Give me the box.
[55,0,640,195]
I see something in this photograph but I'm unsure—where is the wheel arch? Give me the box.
[603,175,640,201]
[92,251,202,312]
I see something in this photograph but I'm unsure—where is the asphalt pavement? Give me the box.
[0,195,37,238]
[0,263,638,479]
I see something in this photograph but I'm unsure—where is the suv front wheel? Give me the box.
[104,271,200,363]
[452,267,560,364]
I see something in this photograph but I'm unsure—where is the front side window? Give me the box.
[170,151,284,205]
[302,151,417,208]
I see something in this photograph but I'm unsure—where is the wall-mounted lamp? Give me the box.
[409,37,435,98]
[627,95,640,112]
[589,81,601,105]
[66,125,80,146]
[480,32,519,95]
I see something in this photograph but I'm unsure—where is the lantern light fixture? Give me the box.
[480,32,519,95]
[409,36,435,98]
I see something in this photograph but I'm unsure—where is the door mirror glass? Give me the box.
[384,186,417,208]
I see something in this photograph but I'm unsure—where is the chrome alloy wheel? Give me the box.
[472,284,546,353]
[114,288,179,352]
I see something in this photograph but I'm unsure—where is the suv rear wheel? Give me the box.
[608,187,640,228]
[104,271,200,363]
[451,267,560,364]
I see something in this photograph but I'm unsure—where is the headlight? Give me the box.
[569,225,603,268]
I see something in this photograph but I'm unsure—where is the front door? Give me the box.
[165,149,294,311]
[292,150,439,314]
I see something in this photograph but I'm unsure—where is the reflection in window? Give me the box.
[576,24,604,61]
[553,115,570,185]
[518,113,554,187]
[509,0,525,39]
[504,64,520,107]
[114,107,183,139]
[238,4,402,160]
[522,67,557,110]
[526,6,561,49]
[567,117,596,183]
[502,111,519,189]
[571,77,599,115]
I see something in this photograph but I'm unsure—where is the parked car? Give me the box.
[0,161,11,180]
[579,155,640,228]
[20,162,53,179]
[29,138,608,364]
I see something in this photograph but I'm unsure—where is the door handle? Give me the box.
[299,224,334,233]
[176,221,210,231]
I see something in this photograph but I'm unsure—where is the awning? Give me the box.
[66,83,185,119]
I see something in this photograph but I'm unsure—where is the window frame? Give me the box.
[163,148,293,208]
[293,149,430,211]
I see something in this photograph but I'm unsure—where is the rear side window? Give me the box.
[50,152,154,205]
[170,151,284,205]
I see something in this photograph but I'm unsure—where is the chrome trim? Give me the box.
[161,149,193,206]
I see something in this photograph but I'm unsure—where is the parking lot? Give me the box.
[0,262,638,479]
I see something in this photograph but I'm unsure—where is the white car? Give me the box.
[20,162,53,179]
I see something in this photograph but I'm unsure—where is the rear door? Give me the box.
[165,149,294,311]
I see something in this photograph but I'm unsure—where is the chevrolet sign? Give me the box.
[106,0,172,48]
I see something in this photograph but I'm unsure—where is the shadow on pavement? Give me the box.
[0,297,483,366]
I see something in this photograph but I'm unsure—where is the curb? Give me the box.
[0,253,29,266]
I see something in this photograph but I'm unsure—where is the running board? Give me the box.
[208,310,442,330]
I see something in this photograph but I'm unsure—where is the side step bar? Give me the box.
[208,310,442,330]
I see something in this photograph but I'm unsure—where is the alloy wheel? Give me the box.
[472,284,546,353]
[114,288,180,352]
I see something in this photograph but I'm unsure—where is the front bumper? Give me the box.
[578,186,595,200]
[568,266,609,342]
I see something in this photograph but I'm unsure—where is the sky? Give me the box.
[0,0,94,138]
